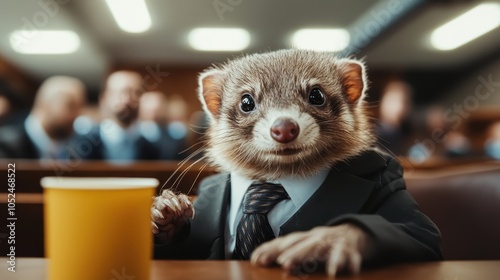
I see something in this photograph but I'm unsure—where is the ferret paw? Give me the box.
[151,189,195,243]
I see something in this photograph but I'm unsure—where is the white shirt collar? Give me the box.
[275,169,330,208]
[24,114,65,159]
[229,167,330,233]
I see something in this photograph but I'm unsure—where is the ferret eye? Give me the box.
[309,88,325,106]
[240,94,256,112]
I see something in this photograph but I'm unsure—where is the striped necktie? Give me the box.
[233,182,289,260]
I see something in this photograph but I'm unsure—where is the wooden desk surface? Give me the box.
[1,258,499,280]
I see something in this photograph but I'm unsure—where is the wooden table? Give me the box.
[1,258,499,280]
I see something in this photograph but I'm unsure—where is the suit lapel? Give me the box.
[188,173,230,259]
[192,173,230,234]
[280,169,377,235]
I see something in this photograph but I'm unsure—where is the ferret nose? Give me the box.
[270,118,300,143]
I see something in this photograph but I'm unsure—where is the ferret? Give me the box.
[152,49,442,272]
[151,48,374,242]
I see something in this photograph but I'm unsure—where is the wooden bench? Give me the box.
[0,160,216,257]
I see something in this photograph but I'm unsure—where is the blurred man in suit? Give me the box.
[138,91,186,160]
[376,80,414,156]
[0,76,86,159]
[81,70,159,162]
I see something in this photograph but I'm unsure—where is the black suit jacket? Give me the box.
[0,123,39,159]
[155,150,442,264]
[77,126,160,160]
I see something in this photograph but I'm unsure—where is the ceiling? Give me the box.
[0,0,499,89]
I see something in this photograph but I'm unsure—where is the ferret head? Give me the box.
[198,49,374,180]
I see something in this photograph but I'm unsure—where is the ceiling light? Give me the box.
[292,29,350,52]
[431,3,500,51]
[105,0,152,33]
[9,30,80,54]
[188,28,250,51]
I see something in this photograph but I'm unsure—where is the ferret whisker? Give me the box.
[159,145,208,195]
[190,124,210,130]
[172,156,207,193]
[159,164,186,195]
[190,130,205,136]
[178,141,208,156]
[189,126,208,135]
[187,161,209,195]
[374,141,399,159]
[177,144,208,167]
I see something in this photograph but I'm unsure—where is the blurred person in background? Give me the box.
[376,80,413,156]
[408,106,471,163]
[165,95,189,153]
[485,120,500,159]
[81,70,159,162]
[0,79,27,126]
[138,91,186,160]
[72,105,101,136]
[408,106,446,163]
[0,76,85,159]
[442,130,471,158]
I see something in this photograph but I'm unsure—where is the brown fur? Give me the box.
[198,49,374,180]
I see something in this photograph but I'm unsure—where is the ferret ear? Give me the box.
[198,69,225,121]
[338,59,368,104]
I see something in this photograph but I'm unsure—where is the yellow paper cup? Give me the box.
[41,177,158,280]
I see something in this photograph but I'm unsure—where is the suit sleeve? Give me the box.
[327,158,443,264]
[153,221,192,259]
[153,175,228,260]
